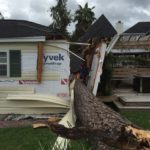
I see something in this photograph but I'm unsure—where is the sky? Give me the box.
[0,0,149,32]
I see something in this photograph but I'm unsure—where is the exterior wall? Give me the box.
[0,40,70,100]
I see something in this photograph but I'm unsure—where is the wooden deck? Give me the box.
[113,88,150,111]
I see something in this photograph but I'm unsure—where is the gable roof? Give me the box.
[124,22,150,34]
[0,20,63,39]
[79,14,117,42]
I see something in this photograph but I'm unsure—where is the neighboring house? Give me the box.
[0,20,70,114]
[112,22,150,81]
[112,22,150,111]
[113,22,150,55]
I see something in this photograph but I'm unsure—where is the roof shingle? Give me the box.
[0,20,63,38]
[124,22,150,34]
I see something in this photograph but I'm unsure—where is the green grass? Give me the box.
[0,127,56,150]
[0,111,149,150]
[121,111,150,130]
[0,126,92,150]
[69,139,92,150]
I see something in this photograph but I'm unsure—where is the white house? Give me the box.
[0,20,70,114]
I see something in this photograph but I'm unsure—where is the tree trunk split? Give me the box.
[50,80,150,150]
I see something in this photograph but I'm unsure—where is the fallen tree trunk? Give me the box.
[51,80,150,150]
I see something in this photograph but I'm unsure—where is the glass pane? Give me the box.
[0,57,7,63]
[0,52,6,57]
[0,65,7,76]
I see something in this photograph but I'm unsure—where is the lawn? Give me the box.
[0,126,91,150]
[121,111,150,130]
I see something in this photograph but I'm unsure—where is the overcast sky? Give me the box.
[0,0,149,32]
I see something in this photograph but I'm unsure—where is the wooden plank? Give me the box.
[37,42,44,83]
[33,123,48,128]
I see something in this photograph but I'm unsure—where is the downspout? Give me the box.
[37,42,44,83]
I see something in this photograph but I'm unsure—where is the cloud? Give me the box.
[0,0,149,31]
[28,0,53,25]
[82,0,150,30]
[0,0,54,25]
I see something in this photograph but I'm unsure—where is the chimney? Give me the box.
[115,21,124,35]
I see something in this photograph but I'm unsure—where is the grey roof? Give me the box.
[124,22,150,34]
[0,20,63,38]
[79,14,117,42]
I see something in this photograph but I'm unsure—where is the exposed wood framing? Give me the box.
[114,34,150,49]
[37,42,44,83]
[114,41,150,49]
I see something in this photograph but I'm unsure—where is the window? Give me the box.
[0,52,8,76]
[0,50,21,77]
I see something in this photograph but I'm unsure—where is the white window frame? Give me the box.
[0,50,9,77]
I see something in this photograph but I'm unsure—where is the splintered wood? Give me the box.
[48,117,61,123]
[33,117,61,129]
[33,123,48,129]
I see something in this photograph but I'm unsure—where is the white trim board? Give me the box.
[0,36,45,42]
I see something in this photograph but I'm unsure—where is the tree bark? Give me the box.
[50,80,150,150]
